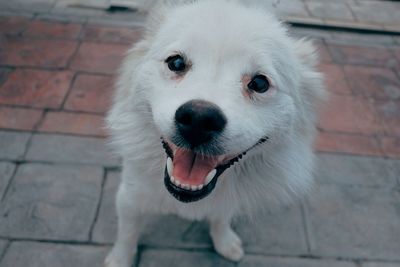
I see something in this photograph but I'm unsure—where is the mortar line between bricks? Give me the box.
[0,162,20,202]
[300,202,312,254]
[0,240,11,265]
[0,129,107,139]
[88,168,108,241]
[0,64,119,76]
[0,158,120,169]
[0,103,107,116]
[59,71,79,110]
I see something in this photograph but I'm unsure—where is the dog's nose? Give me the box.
[175,100,227,147]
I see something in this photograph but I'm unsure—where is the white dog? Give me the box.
[105,1,325,266]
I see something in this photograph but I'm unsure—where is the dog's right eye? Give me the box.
[165,55,186,73]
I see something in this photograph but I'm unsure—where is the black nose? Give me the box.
[175,100,227,147]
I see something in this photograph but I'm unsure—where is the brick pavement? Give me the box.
[0,14,400,267]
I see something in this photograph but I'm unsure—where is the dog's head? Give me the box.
[118,0,324,203]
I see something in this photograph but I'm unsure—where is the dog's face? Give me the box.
[134,1,311,203]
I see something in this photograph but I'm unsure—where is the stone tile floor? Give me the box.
[0,13,400,267]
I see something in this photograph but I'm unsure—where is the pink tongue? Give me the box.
[172,148,219,186]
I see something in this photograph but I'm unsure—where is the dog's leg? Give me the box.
[105,184,144,267]
[209,218,244,262]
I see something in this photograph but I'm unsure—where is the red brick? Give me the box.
[23,20,82,40]
[0,17,30,35]
[318,94,384,135]
[0,107,43,131]
[344,65,400,100]
[64,74,114,114]
[315,41,332,63]
[381,137,400,158]
[373,100,400,137]
[69,42,129,74]
[0,36,77,68]
[316,132,382,156]
[38,111,106,137]
[327,44,396,68]
[82,25,142,44]
[0,69,73,108]
[318,64,352,95]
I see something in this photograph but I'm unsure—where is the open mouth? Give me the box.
[162,137,268,203]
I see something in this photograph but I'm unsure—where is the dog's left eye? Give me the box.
[247,75,270,93]
[165,55,187,73]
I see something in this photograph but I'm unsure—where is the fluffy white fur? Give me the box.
[105,1,325,266]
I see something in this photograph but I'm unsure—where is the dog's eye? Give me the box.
[247,75,270,93]
[165,55,186,73]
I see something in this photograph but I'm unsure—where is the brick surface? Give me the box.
[318,94,383,135]
[69,42,129,74]
[351,1,400,25]
[23,20,82,39]
[304,185,400,260]
[0,107,42,131]
[25,134,118,165]
[0,164,103,241]
[362,263,400,267]
[139,250,357,267]
[0,69,73,108]
[0,131,30,160]
[0,162,15,200]
[316,153,398,187]
[380,137,400,158]
[0,36,78,68]
[82,25,142,44]
[64,74,113,113]
[373,100,400,137]
[316,41,332,63]
[318,64,352,95]
[0,16,29,35]
[1,242,108,267]
[0,240,8,258]
[306,2,355,21]
[38,111,106,137]
[344,66,400,100]
[316,132,382,157]
[328,44,395,68]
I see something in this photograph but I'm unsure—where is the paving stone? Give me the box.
[0,131,30,160]
[0,240,8,258]
[306,2,355,21]
[351,1,400,25]
[0,107,43,131]
[380,137,400,159]
[344,66,400,101]
[138,250,357,267]
[0,36,78,68]
[318,94,384,135]
[38,111,106,137]
[0,69,73,108]
[328,44,396,68]
[304,185,400,260]
[318,64,352,95]
[0,16,30,35]
[25,134,118,166]
[329,32,395,46]
[82,24,142,44]
[64,74,114,114]
[272,0,309,17]
[316,153,398,187]
[93,172,307,255]
[0,162,16,201]
[316,41,333,63]
[23,20,82,39]
[316,132,382,157]
[0,0,54,13]
[373,100,400,137]
[69,42,129,74]
[0,163,103,241]
[362,262,400,267]
[0,242,108,267]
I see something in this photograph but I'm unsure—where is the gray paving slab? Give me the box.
[25,134,119,166]
[0,162,16,200]
[316,153,399,187]
[0,241,108,267]
[362,263,400,267]
[306,2,355,21]
[93,171,308,255]
[0,240,8,259]
[138,249,358,267]
[0,131,30,160]
[0,164,103,241]
[304,184,400,261]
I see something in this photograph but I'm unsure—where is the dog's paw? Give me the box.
[211,227,244,262]
[104,248,135,267]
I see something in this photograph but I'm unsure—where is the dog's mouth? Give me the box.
[162,137,268,203]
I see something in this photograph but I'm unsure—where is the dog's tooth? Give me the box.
[170,175,175,183]
[182,184,190,190]
[174,179,181,186]
[191,185,198,191]
[167,157,173,176]
[205,169,217,185]
[198,184,204,190]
